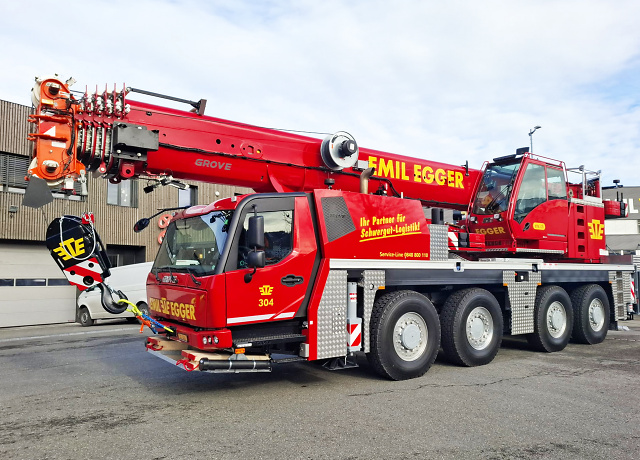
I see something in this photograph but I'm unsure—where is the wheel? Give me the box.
[440,288,504,366]
[78,307,94,327]
[137,302,150,318]
[367,290,440,381]
[527,285,573,352]
[570,284,610,344]
[127,302,150,323]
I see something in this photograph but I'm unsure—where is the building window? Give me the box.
[107,179,138,207]
[48,279,70,286]
[178,185,198,207]
[15,279,46,287]
[0,152,29,191]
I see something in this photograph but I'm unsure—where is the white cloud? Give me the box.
[1,0,638,186]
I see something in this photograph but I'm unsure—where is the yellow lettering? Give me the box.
[414,164,422,182]
[189,305,195,320]
[53,237,86,261]
[455,171,464,189]
[379,158,394,179]
[588,220,604,240]
[423,166,434,183]
[447,170,455,187]
[368,156,378,170]
[435,169,446,185]
[401,162,409,180]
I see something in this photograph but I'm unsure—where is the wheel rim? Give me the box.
[393,312,428,362]
[546,301,567,338]
[588,298,605,332]
[81,312,89,323]
[466,306,494,350]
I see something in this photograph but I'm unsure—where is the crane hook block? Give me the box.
[320,131,359,170]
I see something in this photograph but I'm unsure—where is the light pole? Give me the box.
[529,125,541,153]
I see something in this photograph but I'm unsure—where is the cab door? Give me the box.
[509,162,569,252]
[224,195,318,326]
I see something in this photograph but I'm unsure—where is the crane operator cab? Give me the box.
[467,150,604,259]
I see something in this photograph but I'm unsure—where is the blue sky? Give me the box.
[1,0,638,187]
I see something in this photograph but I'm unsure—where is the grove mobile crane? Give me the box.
[29,75,634,380]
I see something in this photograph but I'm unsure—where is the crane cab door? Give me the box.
[223,195,318,327]
[508,162,569,253]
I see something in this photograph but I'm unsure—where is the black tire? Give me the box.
[128,302,150,323]
[367,290,440,381]
[570,284,610,344]
[78,307,94,327]
[137,302,150,318]
[527,285,573,352]
[440,288,504,366]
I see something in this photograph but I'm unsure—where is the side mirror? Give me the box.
[244,251,265,283]
[247,251,265,269]
[134,217,150,233]
[246,215,264,249]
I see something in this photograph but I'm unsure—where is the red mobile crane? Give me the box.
[30,75,634,380]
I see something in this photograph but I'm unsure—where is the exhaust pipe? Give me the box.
[198,357,272,372]
[360,167,376,194]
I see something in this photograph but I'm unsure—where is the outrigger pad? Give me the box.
[22,176,54,208]
[45,215,111,291]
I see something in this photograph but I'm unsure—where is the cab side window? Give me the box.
[547,167,567,201]
[238,209,293,268]
[514,163,547,223]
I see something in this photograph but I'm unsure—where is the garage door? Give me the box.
[0,243,76,328]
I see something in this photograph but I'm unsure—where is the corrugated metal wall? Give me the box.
[0,100,33,156]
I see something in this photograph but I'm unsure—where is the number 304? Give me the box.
[258,298,274,307]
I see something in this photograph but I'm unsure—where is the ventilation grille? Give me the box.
[321,196,356,242]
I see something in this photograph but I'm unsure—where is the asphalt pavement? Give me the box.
[0,318,639,460]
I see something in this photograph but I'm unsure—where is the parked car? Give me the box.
[77,262,153,326]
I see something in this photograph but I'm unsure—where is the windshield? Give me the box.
[472,162,520,215]
[153,210,233,276]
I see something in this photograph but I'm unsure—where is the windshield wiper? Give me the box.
[184,266,202,286]
[151,266,161,282]
[154,265,177,283]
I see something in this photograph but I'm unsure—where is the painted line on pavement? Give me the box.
[0,327,139,343]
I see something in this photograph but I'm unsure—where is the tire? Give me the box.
[78,307,94,327]
[570,284,610,344]
[137,302,150,318]
[128,302,150,323]
[367,290,440,381]
[440,288,504,367]
[527,285,573,352]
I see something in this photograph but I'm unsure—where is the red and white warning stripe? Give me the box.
[631,277,637,304]
[348,322,361,350]
[62,257,104,290]
[448,231,459,249]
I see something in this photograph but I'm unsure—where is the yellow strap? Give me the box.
[118,298,142,316]
[118,299,173,333]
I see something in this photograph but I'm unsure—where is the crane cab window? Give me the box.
[472,162,520,215]
[514,163,567,223]
[546,167,567,201]
[238,210,293,269]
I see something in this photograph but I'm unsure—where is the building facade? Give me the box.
[602,186,640,254]
[0,100,247,327]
